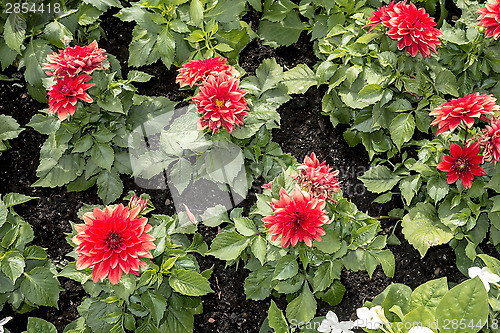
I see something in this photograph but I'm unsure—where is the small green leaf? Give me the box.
[410,277,448,313]
[390,113,415,150]
[282,64,317,94]
[97,170,123,204]
[1,250,25,283]
[208,231,250,261]
[234,217,258,236]
[0,114,23,141]
[20,267,60,308]
[286,283,316,323]
[27,317,57,333]
[359,165,401,194]
[273,255,299,281]
[91,143,114,170]
[169,269,213,296]
[435,69,459,97]
[268,300,289,333]
[140,290,167,325]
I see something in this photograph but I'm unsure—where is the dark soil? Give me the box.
[0,3,472,333]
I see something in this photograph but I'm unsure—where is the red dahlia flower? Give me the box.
[73,204,156,285]
[176,56,237,88]
[262,185,330,248]
[48,74,94,121]
[296,153,340,203]
[430,93,498,135]
[365,1,397,32]
[43,41,106,78]
[384,1,442,58]
[437,142,485,189]
[479,116,500,165]
[477,0,500,40]
[192,74,249,134]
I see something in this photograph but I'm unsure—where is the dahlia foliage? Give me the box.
[430,93,498,135]
[437,142,485,189]
[262,185,330,247]
[366,1,442,58]
[73,204,156,285]
[477,0,500,40]
[177,56,249,134]
[43,41,106,120]
[296,152,340,203]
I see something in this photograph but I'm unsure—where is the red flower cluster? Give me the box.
[192,71,249,134]
[73,204,156,285]
[43,41,106,78]
[430,93,498,135]
[44,41,106,121]
[47,75,94,121]
[366,1,442,58]
[176,57,237,88]
[479,116,500,165]
[477,0,500,40]
[437,142,485,189]
[262,185,330,248]
[296,153,340,203]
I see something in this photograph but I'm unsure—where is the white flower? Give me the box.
[355,305,384,329]
[317,311,356,333]
[0,317,13,333]
[468,266,500,292]
[408,327,434,333]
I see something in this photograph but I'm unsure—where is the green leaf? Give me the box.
[286,283,316,323]
[4,13,26,54]
[435,278,489,333]
[402,203,454,257]
[206,0,246,23]
[58,262,92,284]
[282,64,317,94]
[273,255,299,281]
[140,290,167,325]
[78,4,103,25]
[27,317,57,333]
[91,143,114,170]
[208,231,250,261]
[157,30,176,68]
[251,236,267,265]
[321,280,346,306]
[169,158,193,195]
[1,250,25,283]
[3,192,36,207]
[410,277,448,314]
[83,0,122,11]
[27,114,60,135]
[0,115,23,141]
[435,69,459,97]
[24,245,48,260]
[97,170,123,204]
[20,267,60,308]
[359,165,402,194]
[387,99,412,113]
[190,0,204,26]
[234,217,258,236]
[23,39,52,86]
[165,304,194,333]
[378,249,395,278]
[86,301,120,333]
[268,300,289,333]
[204,144,243,184]
[312,262,335,292]
[43,21,73,48]
[314,229,341,254]
[427,176,449,203]
[390,113,415,150]
[34,154,84,187]
[127,70,153,83]
[72,135,93,153]
[402,307,435,333]
[258,11,308,47]
[358,84,384,104]
[169,269,213,296]
[244,265,273,300]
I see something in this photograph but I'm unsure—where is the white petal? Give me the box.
[468,266,482,278]
[356,307,371,320]
[326,311,339,324]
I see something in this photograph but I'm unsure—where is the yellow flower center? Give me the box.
[215,99,224,108]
